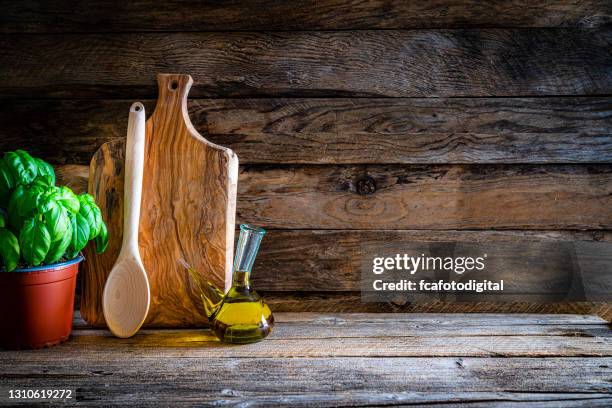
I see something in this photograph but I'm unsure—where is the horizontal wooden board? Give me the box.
[2,30,611,98]
[5,312,612,356]
[252,230,612,292]
[56,163,612,229]
[0,386,609,408]
[22,317,612,358]
[82,309,612,327]
[2,1,611,32]
[1,314,611,406]
[262,293,612,320]
[73,292,612,324]
[60,334,612,358]
[72,309,611,329]
[237,164,612,229]
[3,97,612,164]
[259,312,609,325]
[1,357,610,405]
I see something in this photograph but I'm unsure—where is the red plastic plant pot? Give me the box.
[0,256,83,350]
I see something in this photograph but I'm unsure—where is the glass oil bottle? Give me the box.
[188,224,274,344]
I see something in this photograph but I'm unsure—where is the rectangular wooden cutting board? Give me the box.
[81,74,238,327]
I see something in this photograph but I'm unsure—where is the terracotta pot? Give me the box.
[0,256,82,350]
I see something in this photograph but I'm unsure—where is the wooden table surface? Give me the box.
[1,313,611,407]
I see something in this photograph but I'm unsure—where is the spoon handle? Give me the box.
[121,102,146,255]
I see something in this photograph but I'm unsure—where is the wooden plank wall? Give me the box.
[1,1,611,317]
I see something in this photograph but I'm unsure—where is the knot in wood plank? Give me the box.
[356,176,377,195]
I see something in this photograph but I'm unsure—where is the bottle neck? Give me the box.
[232,225,265,284]
[232,270,251,289]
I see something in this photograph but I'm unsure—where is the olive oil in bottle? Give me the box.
[210,271,274,343]
[208,225,274,344]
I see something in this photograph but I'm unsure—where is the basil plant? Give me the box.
[0,150,108,271]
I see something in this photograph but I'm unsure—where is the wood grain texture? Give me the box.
[1,314,610,406]
[3,97,612,164]
[1,30,611,98]
[55,164,88,192]
[43,334,612,358]
[73,309,612,328]
[253,230,612,292]
[237,164,612,229]
[81,144,124,329]
[25,324,612,359]
[82,74,238,328]
[2,0,610,32]
[262,293,612,320]
[58,161,612,230]
[1,359,609,407]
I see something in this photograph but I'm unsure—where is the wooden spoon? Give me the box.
[103,102,150,338]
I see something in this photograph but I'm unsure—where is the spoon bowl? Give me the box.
[103,256,150,338]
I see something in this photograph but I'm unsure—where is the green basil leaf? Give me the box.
[19,184,45,217]
[78,193,97,207]
[44,201,70,242]
[0,212,5,228]
[35,158,55,186]
[16,150,39,178]
[7,185,26,232]
[19,217,51,266]
[38,185,68,214]
[0,160,15,207]
[78,193,102,239]
[55,186,80,214]
[3,150,37,187]
[0,228,20,271]
[44,221,72,264]
[94,221,109,254]
[66,212,89,259]
[30,175,53,189]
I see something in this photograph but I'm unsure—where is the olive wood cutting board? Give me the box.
[81,74,238,327]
